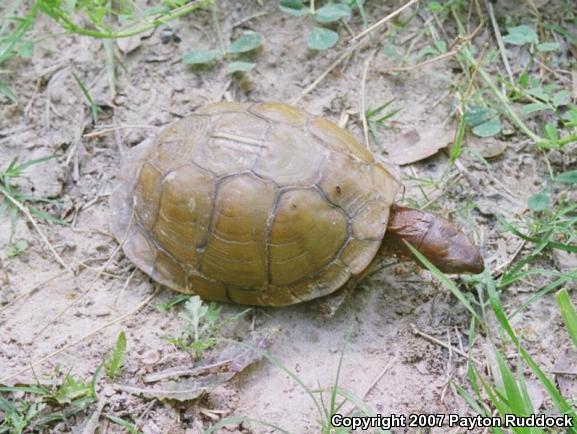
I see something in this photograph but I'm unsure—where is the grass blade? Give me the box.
[556,288,577,348]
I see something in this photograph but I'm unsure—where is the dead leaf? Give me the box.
[119,335,271,401]
[117,35,142,55]
[143,336,270,383]
[382,126,450,165]
[114,374,229,402]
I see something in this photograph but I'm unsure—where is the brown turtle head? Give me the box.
[382,205,484,274]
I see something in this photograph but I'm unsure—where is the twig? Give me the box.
[411,324,483,365]
[0,287,159,384]
[351,0,420,42]
[485,0,514,84]
[82,125,157,139]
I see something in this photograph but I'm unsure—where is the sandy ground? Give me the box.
[1,1,576,433]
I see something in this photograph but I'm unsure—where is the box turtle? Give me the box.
[110,102,483,306]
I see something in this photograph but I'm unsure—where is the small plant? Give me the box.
[167,296,249,359]
[280,0,364,51]
[181,30,263,73]
[104,331,127,380]
[0,370,98,433]
[365,99,400,150]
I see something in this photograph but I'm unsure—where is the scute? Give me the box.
[192,111,268,176]
[153,249,187,290]
[269,189,348,286]
[253,122,327,186]
[318,152,377,217]
[151,115,209,173]
[340,239,381,274]
[201,174,276,288]
[152,164,215,265]
[110,101,400,306]
[134,162,163,230]
[308,116,375,163]
[249,102,306,126]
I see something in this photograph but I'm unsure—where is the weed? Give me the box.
[365,99,400,150]
[181,2,263,73]
[72,72,100,123]
[167,296,250,360]
[280,0,365,50]
[104,331,127,380]
[0,370,97,433]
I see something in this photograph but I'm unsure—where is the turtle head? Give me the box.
[383,205,484,274]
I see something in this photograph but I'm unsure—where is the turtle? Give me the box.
[110,101,484,307]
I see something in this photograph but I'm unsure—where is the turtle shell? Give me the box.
[110,102,399,306]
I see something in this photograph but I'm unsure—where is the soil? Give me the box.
[1,1,576,433]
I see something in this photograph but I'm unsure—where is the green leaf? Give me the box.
[463,106,497,126]
[522,102,551,114]
[54,375,91,404]
[181,49,221,65]
[427,1,443,12]
[536,42,560,52]
[104,331,127,379]
[17,41,34,58]
[556,170,577,184]
[544,122,559,144]
[527,192,550,211]
[308,27,339,50]
[155,294,190,311]
[0,82,18,103]
[107,415,140,434]
[556,288,577,348]
[6,239,28,257]
[502,25,539,46]
[472,118,501,137]
[552,90,571,108]
[314,4,351,23]
[227,61,256,73]
[435,40,448,53]
[227,32,263,54]
[416,45,440,59]
[279,0,308,16]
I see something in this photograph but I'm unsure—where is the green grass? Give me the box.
[397,1,577,428]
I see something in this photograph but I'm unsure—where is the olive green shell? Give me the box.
[110,102,399,306]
